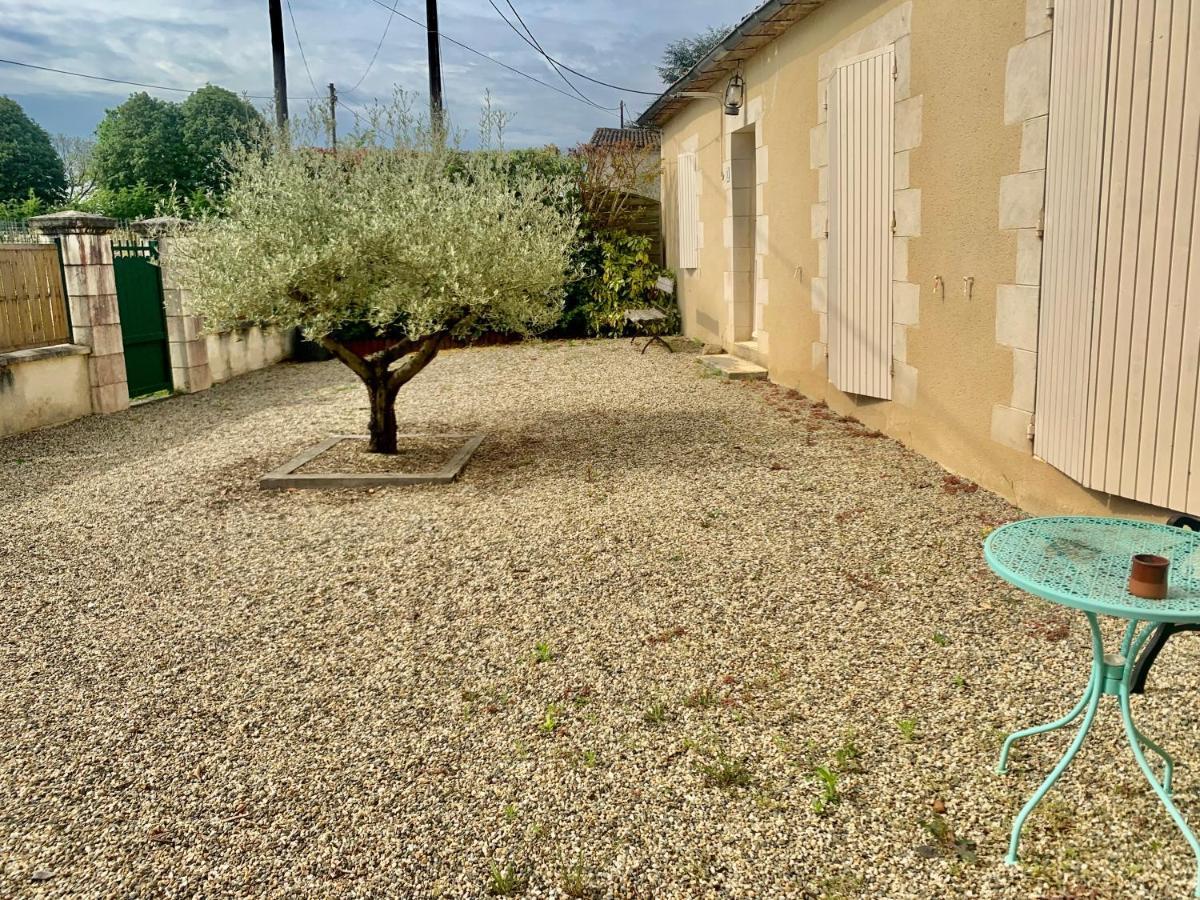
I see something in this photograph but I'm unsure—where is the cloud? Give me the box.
[0,0,740,145]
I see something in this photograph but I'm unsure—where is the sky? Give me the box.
[0,0,751,148]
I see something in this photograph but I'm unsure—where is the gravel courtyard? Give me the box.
[3,339,1199,899]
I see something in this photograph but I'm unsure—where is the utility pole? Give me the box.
[620,100,625,128]
[425,0,444,133]
[328,83,337,150]
[268,0,289,128]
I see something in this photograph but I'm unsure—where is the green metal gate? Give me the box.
[112,241,172,398]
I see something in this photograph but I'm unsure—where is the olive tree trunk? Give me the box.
[319,332,445,454]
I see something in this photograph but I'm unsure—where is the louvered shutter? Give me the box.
[677,151,699,269]
[828,47,894,400]
[1038,0,1200,514]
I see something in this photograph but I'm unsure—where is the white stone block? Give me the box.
[999,171,1044,230]
[756,145,769,183]
[746,95,763,126]
[1027,0,1053,37]
[811,203,828,239]
[894,34,912,100]
[1005,32,1052,125]
[819,311,827,343]
[895,95,923,152]
[755,214,769,248]
[811,276,827,313]
[893,360,918,406]
[818,240,828,277]
[1011,348,1037,412]
[893,324,908,362]
[818,167,828,202]
[894,151,911,191]
[1020,115,1048,172]
[893,238,909,282]
[893,281,920,325]
[991,404,1034,452]
[1015,229,1043,286]
[894,189,921,237]
[996,284,1040,351]
[810,123,828,169]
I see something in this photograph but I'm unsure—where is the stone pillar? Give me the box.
[131,217,212,393]
[29,211,129,414]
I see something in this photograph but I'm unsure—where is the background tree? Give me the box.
[0,96,65,203]
[91,92,188,196]
[174,100,578,454]
[52,133,96,203]
[656,25,730,84]
[180,85,264,196]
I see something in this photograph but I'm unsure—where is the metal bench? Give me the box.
[1131,513,1200,694]
[624,308,672,354]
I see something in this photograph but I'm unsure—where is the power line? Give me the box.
[497,0,660,97]
[360,0,619,119]
[0,56,314,100]
[284,0,320,96]
[485,0,616,112]
[351,0,398,92]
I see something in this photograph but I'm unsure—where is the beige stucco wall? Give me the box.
[660,0,1180,520]
[0,347,93,438]
[206,326,294,385]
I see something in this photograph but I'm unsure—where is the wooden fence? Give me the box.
[0,243,71,353]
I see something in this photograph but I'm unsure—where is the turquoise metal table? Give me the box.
[984,516,1200,894]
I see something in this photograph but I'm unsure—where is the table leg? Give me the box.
[1119,623,1200,896]
[1002,611,1105,865]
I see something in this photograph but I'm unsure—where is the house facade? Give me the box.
[643,0,1200,519]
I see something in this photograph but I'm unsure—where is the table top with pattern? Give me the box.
[984,516,1200,623]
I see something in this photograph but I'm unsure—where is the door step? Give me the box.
[698,354,768,380]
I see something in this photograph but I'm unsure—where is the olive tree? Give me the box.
[174,102,578,453]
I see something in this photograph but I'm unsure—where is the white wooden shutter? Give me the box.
[828,46,894,400]
[1038,0,1200,514]
[1034,0,1112,480]
[676,151,699,269]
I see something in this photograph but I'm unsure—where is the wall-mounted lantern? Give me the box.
[723,71,746,116]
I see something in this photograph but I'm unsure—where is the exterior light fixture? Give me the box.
[723,71,746,116]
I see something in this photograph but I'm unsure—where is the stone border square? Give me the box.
[260,433,485,490]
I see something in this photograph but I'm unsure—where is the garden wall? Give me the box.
[206,326,294,384]
[0,344,92,439]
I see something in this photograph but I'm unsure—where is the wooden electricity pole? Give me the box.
[425,0,444,133]
[268,0,289,128]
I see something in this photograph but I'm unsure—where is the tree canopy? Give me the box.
[656,25,730,84]
[91,86,263,204]
[0,96,66,204]
[174,100,578,452]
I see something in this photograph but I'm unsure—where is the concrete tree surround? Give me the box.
[29,211,130,414]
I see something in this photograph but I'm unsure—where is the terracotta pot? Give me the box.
[1128,553,1170,600]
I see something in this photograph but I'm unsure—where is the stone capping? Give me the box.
[992,0,1053,454]
[260,433,486,490]
[0,343,90,366]
[28,211,117,235]
[810,2,920,405]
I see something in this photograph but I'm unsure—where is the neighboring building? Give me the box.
[642,0,1200,519]
[585,127,662,199]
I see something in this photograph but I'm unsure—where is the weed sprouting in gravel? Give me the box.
[581,749,598,768]
[918,814,978,864]
[932,632,949,647]
[643,702,668,725]
[684,686,719,709]
[486,860,530,896]
[833,732,862,772]
[531,642,554,664]
[811,764,840,815]
[502,803,519,822]
[561,856,595,899]
[898,717,919,742]
[696,748,754,789]
[540,704,562,734]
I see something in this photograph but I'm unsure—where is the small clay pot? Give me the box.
[1128,553,1170,600]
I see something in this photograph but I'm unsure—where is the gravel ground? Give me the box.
[2,338,1198,899]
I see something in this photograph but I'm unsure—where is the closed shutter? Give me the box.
[828,46,894,400]
[677,151,699,269]
[1034,0,1112,480]
[1038,0,1200,514]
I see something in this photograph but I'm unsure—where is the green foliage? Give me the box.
[174,96,578,343]
[531,641,554,664]
[92,93,188,194]
[0,191,48,221]
[811,764,840,815]
[898,717,919,742]
[643,702,667,725]
[657,26,731,84]
[563,230,674,336]
[539,704,561,734]
[696,748,753,789]
[0,97,65,203]
[486,861,529,896]
[77,182,171,220]
[180,85,264,196]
